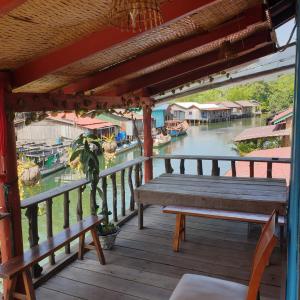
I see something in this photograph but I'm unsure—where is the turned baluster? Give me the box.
[63,191,70,254]
[102,176,108,224]
[267,162,273,178]
[250,161,254,177]
[231,160,236,177]
[26,204,43,278]
[77,186,85,221]
[121,169,126,216]
[111,173,118,222]
[128,166,135,211]
[180,159,185,174]
[211,160,220,176]
[197,159,203,175]
[46,198,55,265]
[135,164,141,188]
[165,159,174,174]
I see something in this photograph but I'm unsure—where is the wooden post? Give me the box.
[0,72,24,293]
[143,105,153,182]
[139,104,153,229]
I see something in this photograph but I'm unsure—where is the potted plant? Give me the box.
[97,209,119,250]
[69,133,120,249]
[102,134,117,154]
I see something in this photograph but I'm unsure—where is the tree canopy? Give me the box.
[176,73,294,113]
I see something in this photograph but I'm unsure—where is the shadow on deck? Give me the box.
[36,205,283,300]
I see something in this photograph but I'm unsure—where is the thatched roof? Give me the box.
[0,0,295,111]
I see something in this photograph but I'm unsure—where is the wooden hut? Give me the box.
[234,100,261,117]
[218,101,243,118]
[16,112,116,144]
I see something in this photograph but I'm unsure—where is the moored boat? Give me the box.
[153,134,171,148]
[166,120,189,137]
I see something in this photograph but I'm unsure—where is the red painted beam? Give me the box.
[143,106,153,183]
[0,0,26,15]
[6,93,153,112]
[13,0,218,88]
[63,4,265,94]
[108,29,271,96]
[148,43,276,96]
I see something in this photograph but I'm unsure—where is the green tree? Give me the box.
[268,74,295,113]
[174,73,294,113]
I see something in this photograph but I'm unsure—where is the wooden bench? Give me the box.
[0,215,106,300]
[162,205,285,252]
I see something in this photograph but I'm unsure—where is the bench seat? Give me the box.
[163,205,285,225]
[162,206,285,252]
[0,215,105,300]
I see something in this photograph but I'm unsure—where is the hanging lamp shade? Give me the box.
[108,0,163,32]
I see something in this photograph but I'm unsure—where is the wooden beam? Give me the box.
[0,0,26,16]
[107,29,271,96]
[148,43,276,95]
[63,4,265,94]
[6,93,153,112]
[156,63,295,102]
[12,0,218,88]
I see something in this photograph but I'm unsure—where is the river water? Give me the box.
[21,116,265,248]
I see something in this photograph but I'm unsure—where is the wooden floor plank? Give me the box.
[36,287,82,300]
[36,205,283,300]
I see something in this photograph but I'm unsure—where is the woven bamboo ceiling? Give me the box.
[0,0,295,102]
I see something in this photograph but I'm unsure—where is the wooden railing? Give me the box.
[20,156,147,282]
[153,155,291,178]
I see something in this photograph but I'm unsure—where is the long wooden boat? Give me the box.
[153,134,171,148]
[166,120,189,137]
[19,144,69,177]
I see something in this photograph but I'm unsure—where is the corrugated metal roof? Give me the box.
[234,100,259,107]
[225,147,291,184]
[271,108,293,124]
[234,125,290,142]
[48,112,114,130]
[219,101,242,108]
[172,102,221,110]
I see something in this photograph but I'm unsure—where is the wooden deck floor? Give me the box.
[36,205,283,300]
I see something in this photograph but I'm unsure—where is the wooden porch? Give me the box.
[36,205,283,300]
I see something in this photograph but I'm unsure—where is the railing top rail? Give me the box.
[21,156,148,209]
[152,155,291,163]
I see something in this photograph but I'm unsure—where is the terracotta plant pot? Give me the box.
[98,228,120,250]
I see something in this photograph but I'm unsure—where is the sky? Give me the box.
[276,18,296,46]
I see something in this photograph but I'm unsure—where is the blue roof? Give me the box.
[152,103,169,111]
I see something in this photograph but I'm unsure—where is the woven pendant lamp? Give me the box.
[109,0,163,32]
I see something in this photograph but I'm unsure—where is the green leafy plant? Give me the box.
[234,137,283,156]
[69,133,118,236]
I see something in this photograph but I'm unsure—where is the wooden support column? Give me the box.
[0,72,24,292]
[143,104,153,182]
[139,104,153,229]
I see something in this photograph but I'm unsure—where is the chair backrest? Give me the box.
[247,210,279,300]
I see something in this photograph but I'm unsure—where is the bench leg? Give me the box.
[173,214,184,252]
[22,269,36,300]
[4,276,17,300]
[78,233,85,260]
[138,204,144,229]
[181,215,186,241]
[91,228,106,265]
